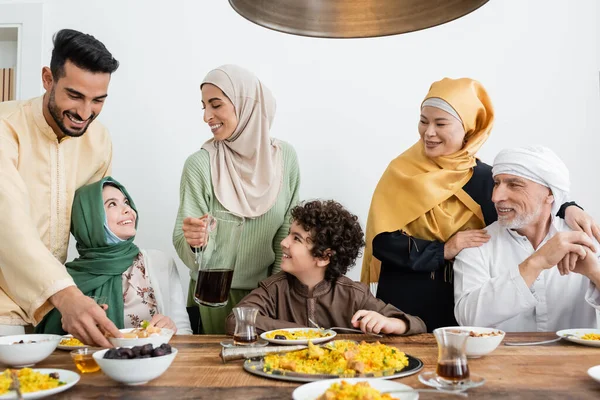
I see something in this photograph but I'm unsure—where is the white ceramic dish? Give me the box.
[57,335,88,351]
[0,368,79,399]
[0,334,61,367]
[93,346,177,385]
[443,326,505,358]
[260,328,336,345]
[557,329,600,347]
[293,378,418,400]
[587,365,600,384]
[108,328,174,348]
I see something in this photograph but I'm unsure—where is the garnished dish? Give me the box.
[557,329,600,348]
[0,368,80,399]
[59,337,84,347]
[107,321,174,348]
[443,326,505,358]
[0,334,62,368]
[581,333,600,341]
[116,321,162,339]
[317,380,397,400]
[266,329,334,341]
[0,368,64,394]
[292,378,418,400]
[57,335,88,351]
[261,328,337,345]
[244,340,424,383]
[264,341,408,375]
[467,330,503,338]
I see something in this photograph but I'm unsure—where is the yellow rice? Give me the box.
[264,340,408,376]
[265,329,333,340]
[0,368,65,394]
[317,381,398,400]
[581,333,600,341]
[60,337,85,347]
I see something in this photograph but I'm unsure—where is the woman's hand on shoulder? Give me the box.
[182,215,210,248]
[444,229,490,260]
[564,206,600,243]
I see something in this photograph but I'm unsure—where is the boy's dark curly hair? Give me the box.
[291,200,365,282]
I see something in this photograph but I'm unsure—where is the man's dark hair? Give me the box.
[50,29,119,80]
[291,200,365,282]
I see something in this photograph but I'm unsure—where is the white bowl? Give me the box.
[93,346,177,385]
[0,334,61,367]
[588,365,600,384]
[293,378,418,400]
[445,326,505,358]
[108,328,174,348]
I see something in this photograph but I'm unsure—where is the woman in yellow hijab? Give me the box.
[362,78,592,331]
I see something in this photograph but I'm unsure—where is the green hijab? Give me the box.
[36,177,140,334]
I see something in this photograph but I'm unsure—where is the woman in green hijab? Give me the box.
[37,177,192,335]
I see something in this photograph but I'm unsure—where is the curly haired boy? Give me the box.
[225,200,426,335]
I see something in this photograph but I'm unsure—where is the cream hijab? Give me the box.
[201,65,283,218]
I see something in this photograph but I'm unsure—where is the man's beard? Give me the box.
[47,88,95,138]
[498,202,543,230]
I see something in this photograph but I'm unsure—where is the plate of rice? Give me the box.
[557,329,600,347]
[57,335,88,351]
[0,368,80,399]
[293,378,418,400]
[244,340,423,383]
[262,328,337,345]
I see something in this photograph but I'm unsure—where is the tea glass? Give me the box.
[434,328,470,385]
[71,348,100,373]
[220,307,267,348]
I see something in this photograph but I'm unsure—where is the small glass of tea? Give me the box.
[433,328,470,385]
[233,307,259,345]
[220,306,268,348]
[70,348,100,373]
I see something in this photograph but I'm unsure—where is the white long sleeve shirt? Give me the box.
[454,217,600,332]
[142,249,192,335]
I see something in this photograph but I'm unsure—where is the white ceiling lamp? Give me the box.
[229,0,489,39]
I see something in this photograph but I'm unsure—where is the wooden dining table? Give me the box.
[37,332,600,399]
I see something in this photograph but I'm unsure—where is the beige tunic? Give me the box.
[0,96,112,325]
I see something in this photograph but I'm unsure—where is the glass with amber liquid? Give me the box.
[70,348,100,373]
[233,307,259,345]
[433,328,470,385]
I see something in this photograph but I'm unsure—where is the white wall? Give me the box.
[29,0,600,290]
[0,1,44,99]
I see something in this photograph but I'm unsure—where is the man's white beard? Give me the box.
[498,203,543,230]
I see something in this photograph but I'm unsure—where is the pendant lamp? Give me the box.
[229,0,489,39]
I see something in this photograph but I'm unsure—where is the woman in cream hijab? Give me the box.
[173,65,300,334]
[361,78,595,331]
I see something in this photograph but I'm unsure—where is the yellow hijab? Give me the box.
[361,78,494,284]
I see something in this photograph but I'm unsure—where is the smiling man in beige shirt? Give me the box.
[0,29,122,346]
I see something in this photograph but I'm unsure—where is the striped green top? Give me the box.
[173,140,300,290]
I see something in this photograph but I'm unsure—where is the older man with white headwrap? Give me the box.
[453,146,600,331]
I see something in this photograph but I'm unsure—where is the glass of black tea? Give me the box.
[193,210,245,307]
[433,328,470,385]
[232,307,259,345]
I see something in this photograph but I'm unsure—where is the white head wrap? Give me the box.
[492,146,570,215]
